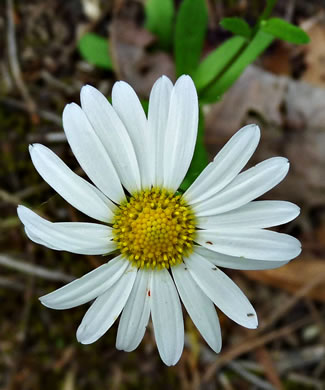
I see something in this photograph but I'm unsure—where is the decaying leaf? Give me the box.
[302,21,325,88]
[110,8,174,97]
[204,65,325,208]
[243,259,325,302]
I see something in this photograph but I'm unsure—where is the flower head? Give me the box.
[18,75,301,365]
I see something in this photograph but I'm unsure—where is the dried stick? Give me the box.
[0,96,61,126]
[203,274,325,382]
[228,361,276,390]
[0,254,73,283]
[6,0,38,122]
[202,317,311,383]
[0,276,25,291]
[0,188,22,206]
[258,273,325,333]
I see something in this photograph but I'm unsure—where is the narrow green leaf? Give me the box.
[220,17,252,38]
[141,100,149,115]
[145,0,174,49]
[78,33,113,70]
[193,36,246,92]
[180,108,208,191]
[174,0,208,76]
[261,18,310,44]
[200,30,274,103]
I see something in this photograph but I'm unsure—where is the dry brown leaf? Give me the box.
[204,65,287,144]
[242,259,325,302]
[302,22,325,87]
[316,222,325,247]
[204,65,325,208]
[262,42,291,76]
[110,8,174,97]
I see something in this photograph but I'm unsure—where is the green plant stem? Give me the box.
[259,0,278,22]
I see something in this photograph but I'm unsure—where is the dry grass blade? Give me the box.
[255,347,283,389]
[258,270,325,332]
[203,271,325,382]
[227,361,276,390]
[203,317,311,383]
[0,254,74,283]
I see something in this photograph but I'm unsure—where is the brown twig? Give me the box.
[258,273,325,333]
[255,347,283,390]
[203,274,325,382]
[0,188,22,206]
[218,373,235,390]
[14,182,49,200]
[287,373,323,389]
[5,272,35,390]
[202,317,311,383]
[40,70,76,95]
[227,361,276,390]
[0,96,61,126]
[285,0,296,22]
[0,275,25,291]
[6,0,38,123]
[0,254,74,283]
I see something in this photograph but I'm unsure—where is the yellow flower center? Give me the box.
[112,188,196,269]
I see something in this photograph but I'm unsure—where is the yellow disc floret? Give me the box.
[112,188,196,269]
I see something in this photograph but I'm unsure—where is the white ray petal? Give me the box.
[194,246,290,270]
[148,76,173,187]
[116,269,152,352]
[80,85,141,193]
[163,75,199,190]
[151,269,184,366]
[25,228,60,250]
[185,124,260,204]
[29,143,114,222]
[77,263,137,344]
[40,256,129,309]
[193,157,289,216]
[197,201,300,229]
[112,81,152,188]
[185,252,258,328]
[172,262,222,353]
[62,103,125,203]
[18,206,115,255]
[196,228,301,261]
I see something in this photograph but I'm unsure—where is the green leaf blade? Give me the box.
[261,18,310,44]
[201,30,274,102]
[193,36,246,92]
[174,0,208,77]
[145,0,174,49]
[78,33,113,70]
[220,17,252,38]
[180,108,208,191]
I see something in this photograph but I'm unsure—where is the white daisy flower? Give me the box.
[17,75,301,366]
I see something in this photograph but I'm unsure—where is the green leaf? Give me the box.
[145,0,174,49]
[220,17,252,38]
[261,18,310,44]
[174,0,208,77]
[193,36,246,92]
[200,30,274,103]
[78,33,113,70]
[180,108,208,191]
[141,100,149,115]
[259,0,277,21]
